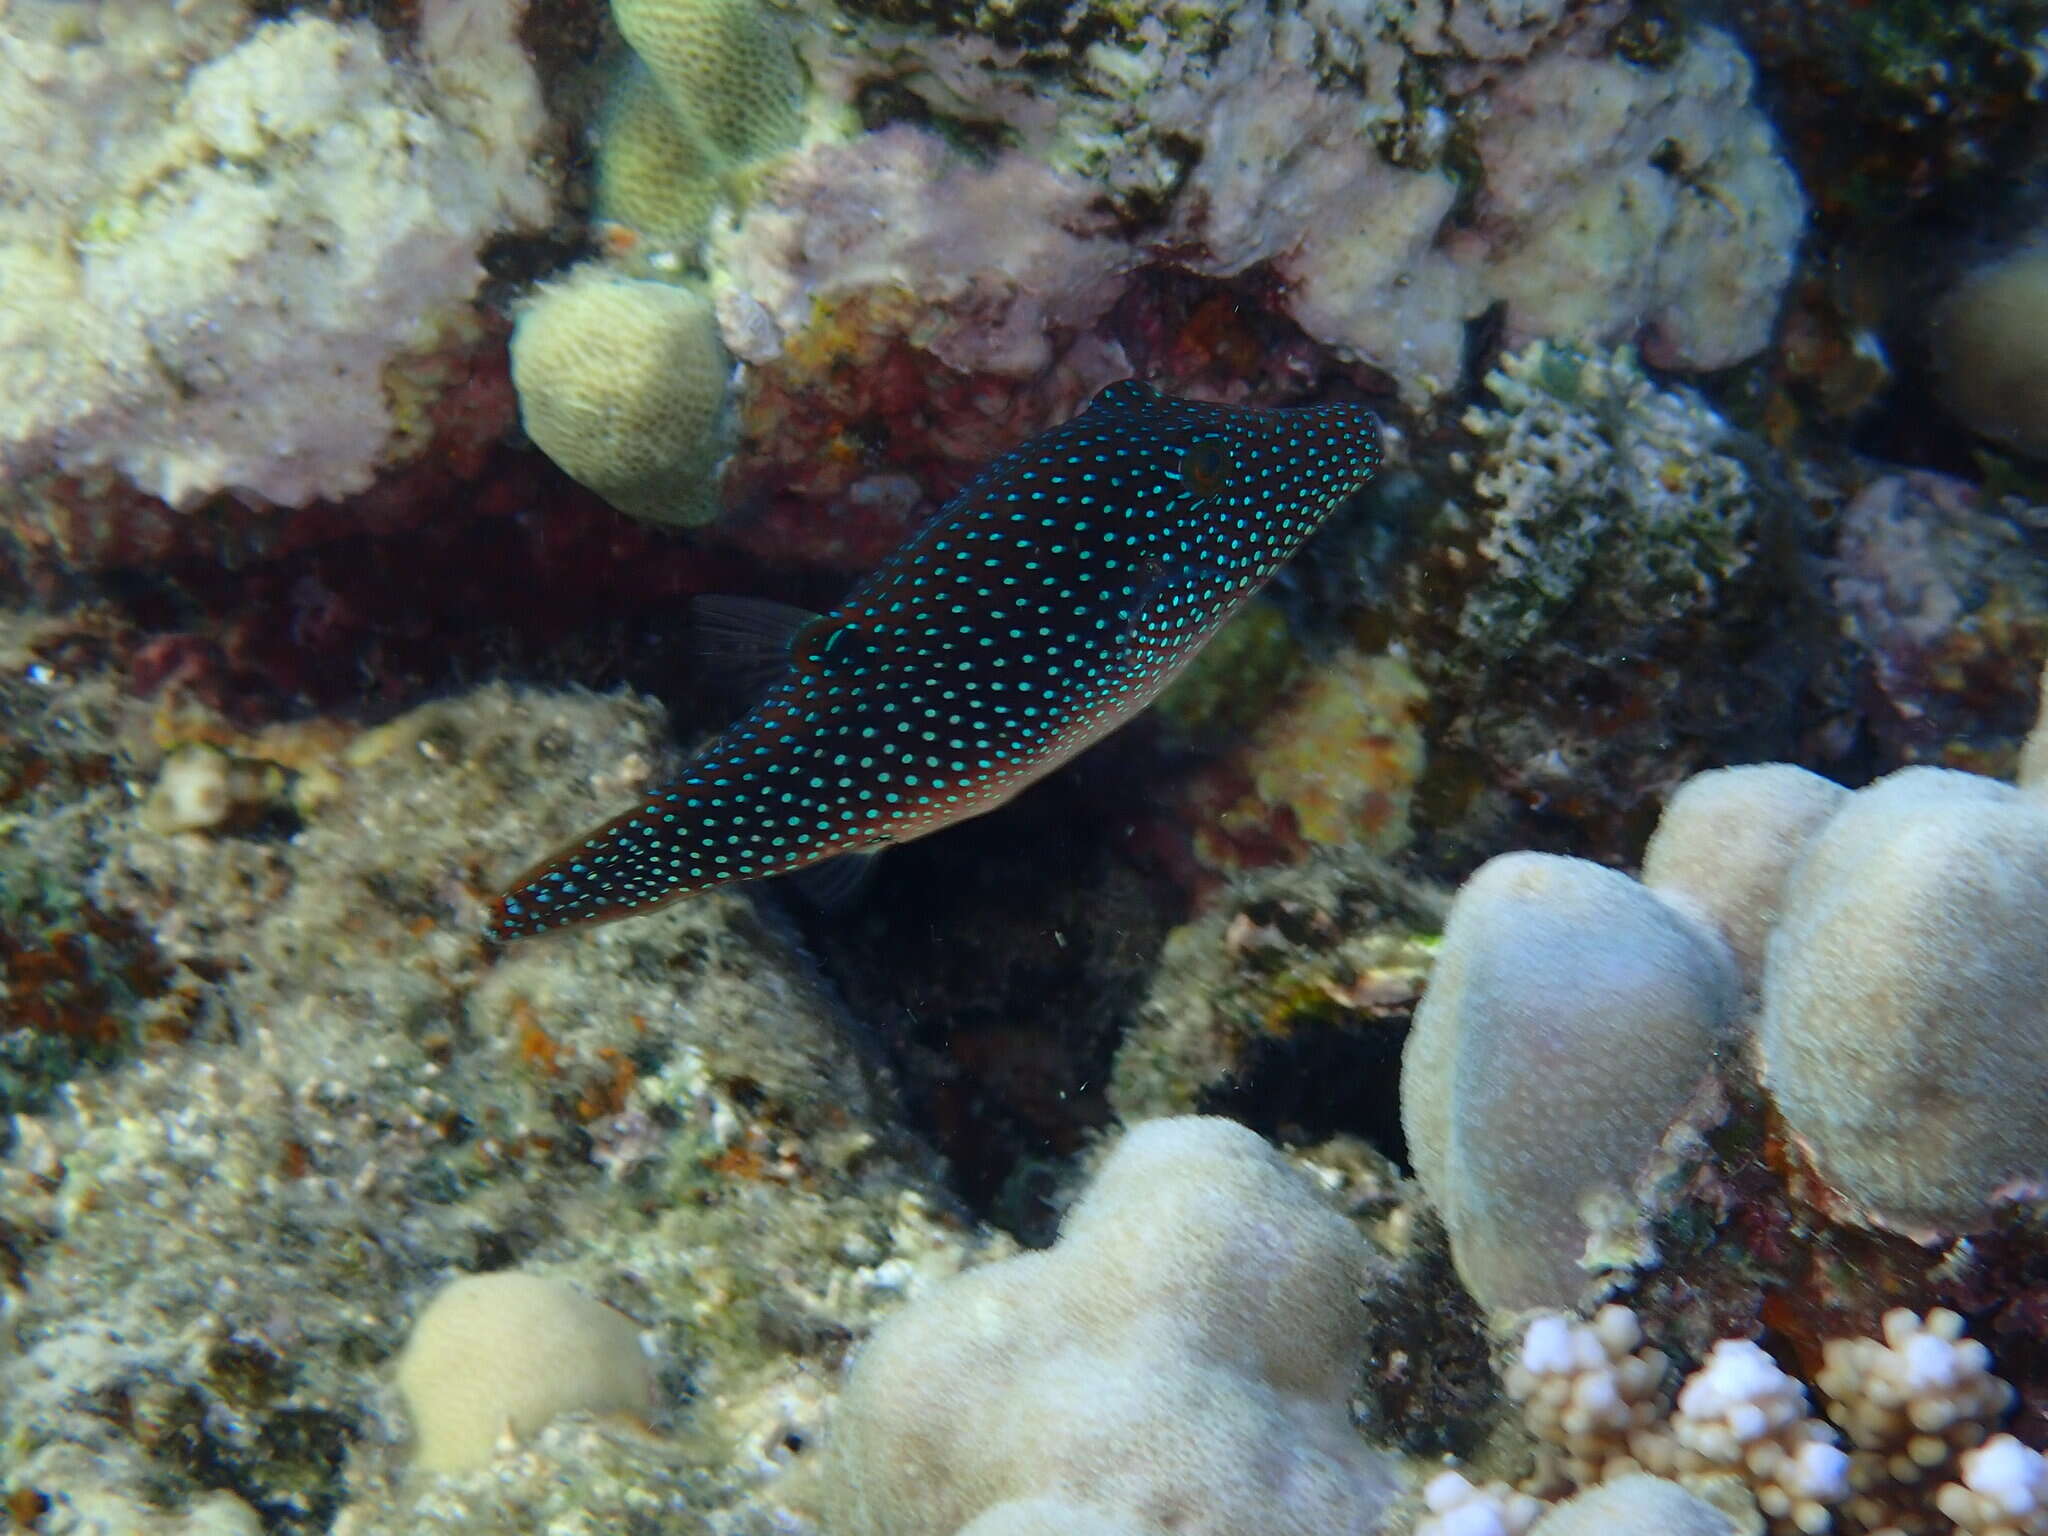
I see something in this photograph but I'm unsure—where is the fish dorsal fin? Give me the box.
[690,595,821,695]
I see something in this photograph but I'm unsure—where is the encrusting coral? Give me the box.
[0,0,550,513]
[825,1116,1408,1536]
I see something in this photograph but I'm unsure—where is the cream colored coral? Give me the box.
[1401,851,1737,1318]
[509,264,733,525]
[1929,239,2048,460]
[610,0,804,164]
[1936,1435,2048,1536]
[394,1271,654,1472]
[1814,1309,2015,1533]
[1668,1340,1847,1534]
[826,1117,1406,1536]
[1757,766,2048,1239]
[1504,1307,1674,1493]
[1639,765,1848,994]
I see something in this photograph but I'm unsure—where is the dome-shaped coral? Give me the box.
[509,264,734,525]
[1400,852,1737,1320]
[610,0,805,166]
[827,1117,1406,1536]
[596,59,725,264]
[1759,766,2048,1237]
[394,1271,654,1472]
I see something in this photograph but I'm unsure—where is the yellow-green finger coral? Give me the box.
[610,0,806,166]
[509,264,734,526]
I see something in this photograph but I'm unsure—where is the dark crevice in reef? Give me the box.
[789,744,1188,1249]
[1199,1012,1412,1173]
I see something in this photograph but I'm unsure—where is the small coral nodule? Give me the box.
[394,1271,656,1473]
[509,265,735,526]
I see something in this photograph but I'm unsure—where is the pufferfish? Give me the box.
[487,380,1382,942]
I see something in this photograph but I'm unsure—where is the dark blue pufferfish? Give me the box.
[487,380,1383,942]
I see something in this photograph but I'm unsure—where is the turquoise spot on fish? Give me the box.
[485,380,1382,942]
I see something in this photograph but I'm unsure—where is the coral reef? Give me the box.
[1400,674,2048,1320]
[1,660,980,1532]
[782,6,1800,401]
[1112,845,1444,1134]
[1386,340,1828,854]
[1448,344,1756,658]
[1489,1302,2033,1536]
[825,1116,1408,1535]
[1833,472,2048,773]
[0,0,551,516]
[1181,647,1430,879]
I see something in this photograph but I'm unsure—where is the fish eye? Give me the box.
[1181,438,1234,496]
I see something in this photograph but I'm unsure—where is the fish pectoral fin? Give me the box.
[784,848,884,910]
[691,595,821,696]
[1112,564,1240,672]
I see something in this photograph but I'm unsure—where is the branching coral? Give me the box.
[1493,1306,2029,1536]
[1452,342,1757,654]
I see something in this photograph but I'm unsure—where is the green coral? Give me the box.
[594,0,807,271]
[510,266,735,525]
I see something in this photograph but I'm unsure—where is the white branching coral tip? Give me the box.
[1416,1469,1543,1536]
[1668,1339,1848,1534]
[1937,1434,2048,1535]
[1505,1306,1672,1493]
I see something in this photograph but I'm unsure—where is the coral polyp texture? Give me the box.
[509,266,735,525]
[612,0,806,166]
[1758,766,2048,1237]
[1400,851,1738,1320]
[825,1116,1408,1536]
[595,61,727,263]
[0,0,549,518]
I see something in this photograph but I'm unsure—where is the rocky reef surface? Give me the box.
[4,0,2048,1533]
